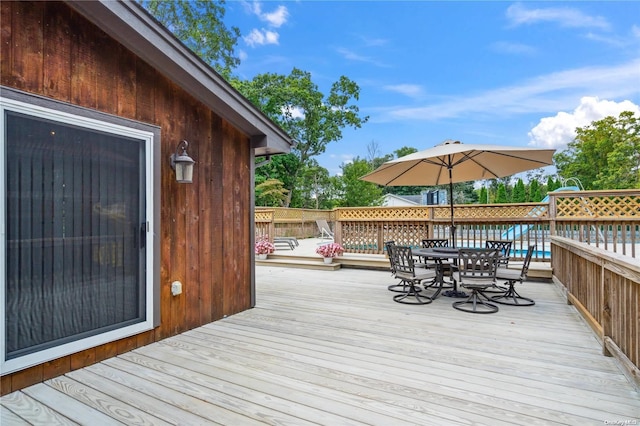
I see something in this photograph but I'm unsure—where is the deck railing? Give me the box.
[549,189,639,258]
[551,236,640,387]
[255,189,640,261]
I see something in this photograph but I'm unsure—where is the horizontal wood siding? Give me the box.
[1,1,252,394]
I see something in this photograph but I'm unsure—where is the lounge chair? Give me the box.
[316,219,334,242]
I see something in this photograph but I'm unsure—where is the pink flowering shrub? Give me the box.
[255,236,275,254]
[315,242,345,258]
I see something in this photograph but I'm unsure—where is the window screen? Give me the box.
[5,112,146,360]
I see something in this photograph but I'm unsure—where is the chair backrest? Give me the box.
[316,219,334,238]
[520,245,536,278]
[392,245,416,277]
[385,240,396,273]
[421,239,448,249]
[457,248,499,285]
[485,240,512,266]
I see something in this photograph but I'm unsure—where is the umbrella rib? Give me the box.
[455,150,552,180]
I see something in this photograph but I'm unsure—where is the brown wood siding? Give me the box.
[1,1,253,394]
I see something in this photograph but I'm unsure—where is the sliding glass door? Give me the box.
[1,93,157,374]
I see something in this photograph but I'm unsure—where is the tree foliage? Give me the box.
[529,179,541,202]
[232,68,369,206]
[512,178,527,203]
[379,146,426,196]
[295,161,334,209]
[139,0,241,79]
[554,111,640,189]
[478,186,488,204]
[255,178,289,207]
[337,158,384,207]
[495,183,508,203]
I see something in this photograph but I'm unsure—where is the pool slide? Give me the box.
[501,186,580,240]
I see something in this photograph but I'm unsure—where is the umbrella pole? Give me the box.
[448,167,455,248]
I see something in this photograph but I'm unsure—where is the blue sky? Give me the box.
[224,1,640,176]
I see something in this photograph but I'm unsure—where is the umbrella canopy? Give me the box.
[361,140,556,246]
[361,140,555,187]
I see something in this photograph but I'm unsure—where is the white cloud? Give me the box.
[245,1,288,27]
[359,35,389,47]
[261,5,288,28]
[506,3,610,30]
[490,41,537,55]
[383,84,424,99]
[385,59,640,121]
[282,105,305,119]
[336,48,389,67]
[244,29,280,47]
[241,2,288,48]
[528,97,640,150]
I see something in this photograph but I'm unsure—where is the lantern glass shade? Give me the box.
[170,140,195,183]
[173,154,195,183]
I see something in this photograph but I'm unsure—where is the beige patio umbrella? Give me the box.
[360,140,556,246]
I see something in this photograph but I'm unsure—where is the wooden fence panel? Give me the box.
[552,236,640,388]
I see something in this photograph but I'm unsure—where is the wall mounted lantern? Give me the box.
[170,140,195,183]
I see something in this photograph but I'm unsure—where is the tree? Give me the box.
[454,182,479,204]
[545,176,558,194]
[366,140,394,170]
[381,146,427,196]
[140,0,240,79]
[255,154,301,204]
[478,186,488,204]
[337,158,384,207]
[255,178,289,207]
[512,178,527,203]
[554,111,640,189]
[233,68,369,206]
[495,183,508,203]
[528,179,542,202]
[296,161,333,209]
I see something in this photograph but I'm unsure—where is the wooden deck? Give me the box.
[2,266,639,425]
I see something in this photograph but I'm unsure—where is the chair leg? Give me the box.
[490,284,535,306]
[452,289,499,313]
[481,284,509,294]
[388,279,422,293]
[393,281,432,305]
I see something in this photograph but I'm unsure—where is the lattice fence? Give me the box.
[554,192,639,218]
[337,206,432,221]
[340,221,429,254]
[433,204,548,219]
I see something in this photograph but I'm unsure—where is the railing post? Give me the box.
[602,264,612,357]
[548,192,557,237]
[427,206,434,239]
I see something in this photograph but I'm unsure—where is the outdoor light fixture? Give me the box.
[170,140,195,183]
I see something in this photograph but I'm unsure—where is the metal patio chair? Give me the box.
[452,248,500,314]
[485,240,513,267]
[483,240,513,293]
[490,245,536,306]
[391,245,437,305]
[421,238,454,289]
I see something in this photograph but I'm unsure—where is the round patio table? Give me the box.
[412,247,467,298]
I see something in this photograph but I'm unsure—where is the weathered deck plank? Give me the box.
[2,266,639,425]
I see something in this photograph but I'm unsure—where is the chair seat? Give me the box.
[495,268,522,281]
[396,269,437,282]
[452,272,494,288]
